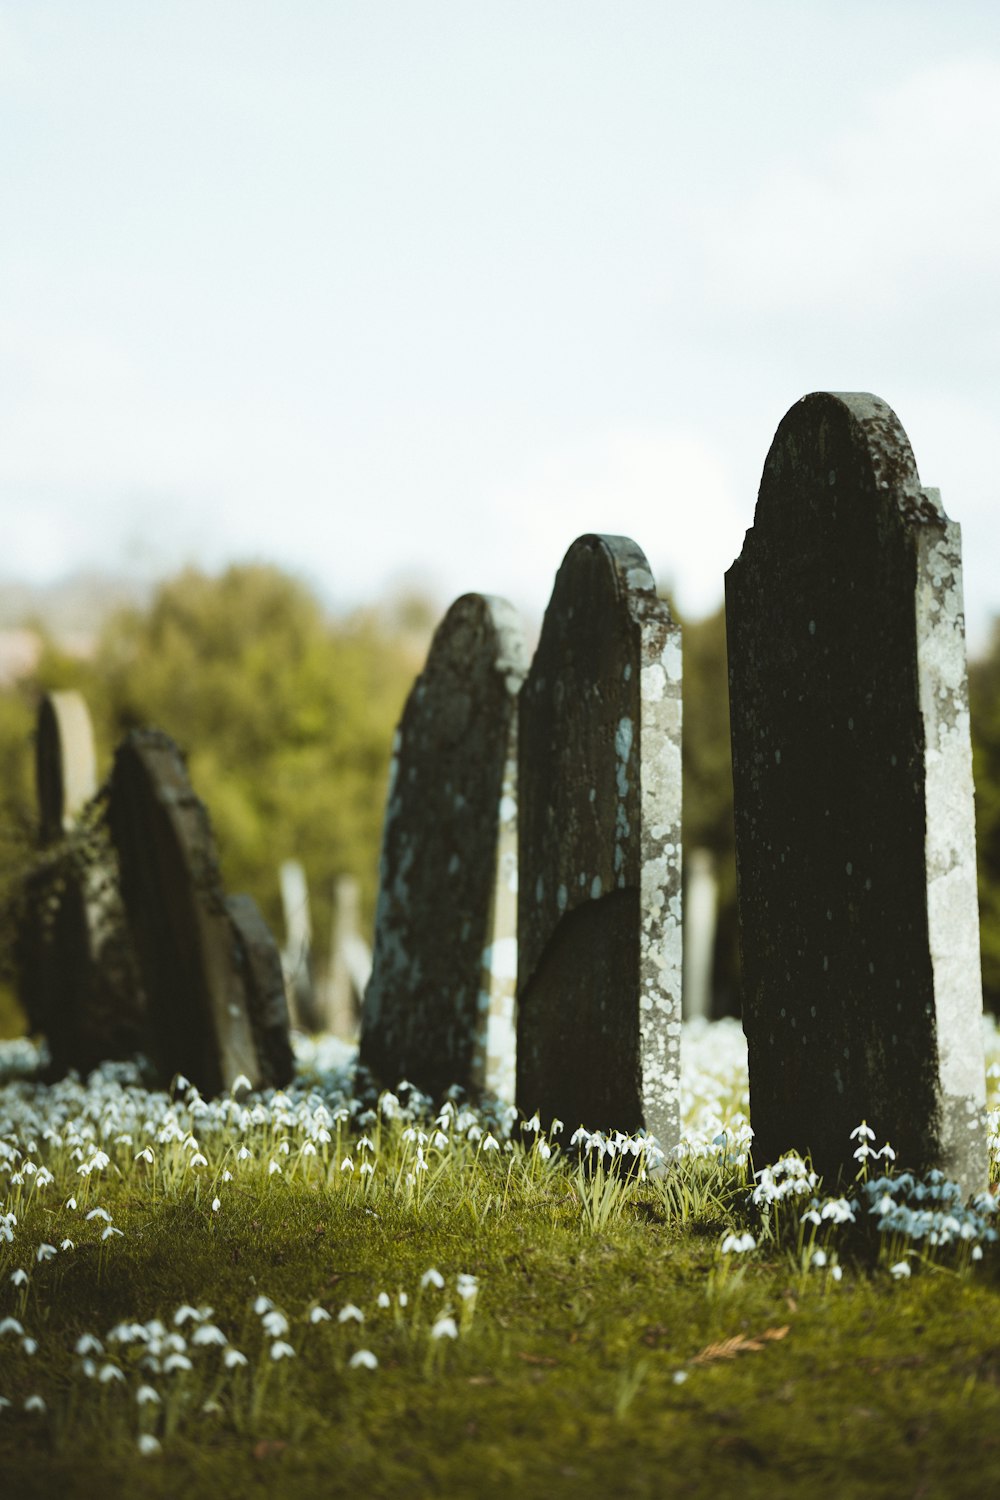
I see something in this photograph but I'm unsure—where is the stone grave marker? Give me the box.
[17,693,146,1077]
[517,534,682,1143]
[683,849,718,1022]
[321,875,373,1039]
[227,894,295,1086]
[109,728,291,1095]
[360,593,527,1100]
[36,690,98,844]
[279,858,316,1030]
[726,391,987,1193]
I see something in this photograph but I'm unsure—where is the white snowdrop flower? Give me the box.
[231,1075,253,1096]
[432,1131,449,1151]
[81,1358,97,1378]
[482,1134,500,1153]
[430,1316,458,1340]
[65,1197,77,1211]
[811,1249,828,1268]
[359,1161,375,1176]
[191,1325,227,1347]
[237,1147,252,1161]
[211,1198,221,1213]
[188,1153,208,1169]
[222,1170,233,1182]
[137,1434,161,1456]
[972,1246,985,1262]
[101,1226,123,1241]
[270,1340,295,1361]
[99,1363,125,1384]
[672,1370,688,1385]
[163,1353,193,1373]
[253,1296,274,1316]
[570,1127,590,1147]
[278,1141,290,1156]
[134,1148,154,1165]
[310,1307,332,1324]
[301,1142,317,1157]
[136,1384,160,1405]
[174,1305,200,1326]
[376,1293,391,1310]
[268,1160,282,1176]
[850,1123,876,1142]
[550,1118,564,1136]
[24,1395,46,1414]
[76,1333,103,1356]
[536,1140,552,1161]
[10,1269,28,1287]
[86,1208,112,1223]
[876,1144,897,1162]
[421,1268,445,1290]
[522,1113,541,1134]
[21,1337,38,1355]
[889,1261,911,1280]
[398,1292,408,1308]
[0,1397,10,1410]
[338,1305,364,1325]
[349,1349,378,1370]
[60,1239,74,1252]
[831,1265,843,1282]
[224,1348,248,1369]
[262,1311,290,1338]
[720,1233,755,1255]
[456,1274,478,1301]
[0,1317,24,1337]
[175,1075,191,1091]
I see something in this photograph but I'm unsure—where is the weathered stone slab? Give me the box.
[516,534,682,1142]
[108,728,265,1096]
[36,691,97,844]
[226,894,295,1087]
[17,693,145,1077]
[360,593,527,1100]
[726,391,987,1194]
[683,848,718,1021]
[279,858,316,1030]
[321,875,372,1039]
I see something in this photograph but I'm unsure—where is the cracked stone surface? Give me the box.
[360,594,527,1101]
[726,391,987,1195]
[516,534,682,1144]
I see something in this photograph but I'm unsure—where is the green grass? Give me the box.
[2,1022,1000,1498]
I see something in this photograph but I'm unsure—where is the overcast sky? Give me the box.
[3,2,1000,648]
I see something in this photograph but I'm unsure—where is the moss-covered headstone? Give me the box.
[516,534,682,1143]
[726,391,987,1194]
[360,593,527,1101]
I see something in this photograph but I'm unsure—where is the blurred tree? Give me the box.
[0,565,427,1028]
[969,627,1000,1012]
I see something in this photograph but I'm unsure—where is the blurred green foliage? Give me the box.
[0,565,427,1025]
[970,634,1000,1011]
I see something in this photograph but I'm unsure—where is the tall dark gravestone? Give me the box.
[360,594,527,1100]
[517,535,682,1143]
[727,392,987,1194]
[109,728,292,1095]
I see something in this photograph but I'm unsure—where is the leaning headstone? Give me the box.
[360,593,528,1100]
[36,690,98,844]
[517,534,682,1142]
[321,875,372,1040]
[279,859,316,1030]
[726,391,987,1193]
[16,694,145,1077]
[227,894,295,1087]
[108,728,282,1096]
[683,849,718,1022]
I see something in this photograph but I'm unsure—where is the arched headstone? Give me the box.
[279,859,316,1030]
[227,894,295,1087]
[322,875,372,1040]
[517,534,682,1143]
[108,728,266,1096]
[726,392,987,1192]
[36,691,97,844]
[361,593,527,1100]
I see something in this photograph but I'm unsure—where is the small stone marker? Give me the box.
[322,875,372,1039]
[683,848,718,1022]
[36,690,98,844]
[360,593,528,1100]
[108,728,274,1096]
[726,391,987,1193]
[279,859,316,1030]
[517,534,682,1142]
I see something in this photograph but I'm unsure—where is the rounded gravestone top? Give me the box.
[36,691,98,845]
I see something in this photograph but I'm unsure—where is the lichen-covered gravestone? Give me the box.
[726,391,987,1194]
[16,692,146,1077]
[517,534,682,1142]
[360,594,527,1101]
[109,728,293,1095]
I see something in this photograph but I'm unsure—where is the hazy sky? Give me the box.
[3,2,1000,645]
